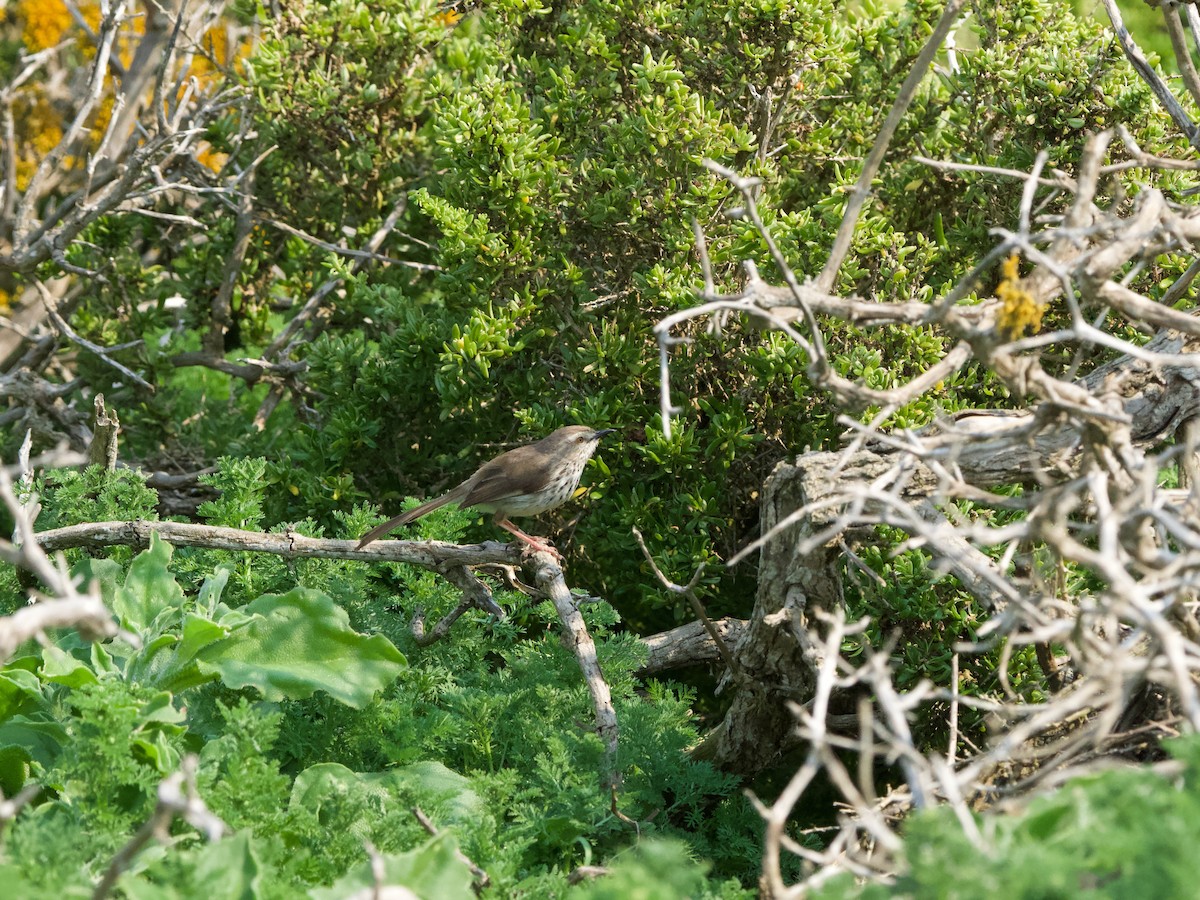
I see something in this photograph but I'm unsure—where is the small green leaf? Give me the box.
[133,728,181,774]
[197,566,232,616]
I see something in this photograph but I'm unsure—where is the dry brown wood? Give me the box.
[637,617,748,677]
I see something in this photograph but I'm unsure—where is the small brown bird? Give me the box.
[356,426,615,554]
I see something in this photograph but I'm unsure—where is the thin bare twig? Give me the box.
[817,0,968,291]
[632,526,742,680]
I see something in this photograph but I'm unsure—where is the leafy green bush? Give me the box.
[17,0,1174,650]
[0,470,753,896]
[4,0,1195,892]
[224,0,1175,643]
[814,734,1200,899]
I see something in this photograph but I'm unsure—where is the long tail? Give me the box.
[356,484,466,548]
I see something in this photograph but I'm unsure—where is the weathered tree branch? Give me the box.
[636,617,748,677]
[30,514,634,807]
[533,553,622,792]
[34,519,522,567]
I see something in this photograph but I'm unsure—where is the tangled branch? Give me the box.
[656,4,1200,892]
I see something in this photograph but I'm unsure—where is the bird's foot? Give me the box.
[496,517,563,561]
[519,537,563,562]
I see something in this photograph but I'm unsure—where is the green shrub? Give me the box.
[814,734,1200,899]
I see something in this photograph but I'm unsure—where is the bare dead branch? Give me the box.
[34,518,522,567]
[411,807,490,888]
[817,0,968,291]
[1101,0,1200,148]
[633,525,742,680]
[636,617,748,677]
[531,551,622,793]
[91,756,226,900]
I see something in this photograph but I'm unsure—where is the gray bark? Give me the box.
[699,327,1200,774]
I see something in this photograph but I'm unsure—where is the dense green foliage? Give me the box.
[815,734,1200,899]
[34,0,1179,632]
[4,0,1197,894]
[0,466,752,896]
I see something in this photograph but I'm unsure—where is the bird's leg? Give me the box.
[495,515,562,560]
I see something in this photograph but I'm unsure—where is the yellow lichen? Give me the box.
[995,252,1044,338]
[195,144,229,173]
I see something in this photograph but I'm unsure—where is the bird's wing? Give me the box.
[460,443,555,506]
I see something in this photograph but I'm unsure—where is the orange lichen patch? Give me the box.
[17,1,132,59]
[12,90,117,190]
[116,15,147,69]
[194,24,229,73]
[79,1,102,33]
[995,252,1044,339]
[86,93,115,145]
[14,5,251,183]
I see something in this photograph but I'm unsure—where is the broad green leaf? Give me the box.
[191,832,263,900]
[103,828,259,899]
[0,745,31,795]
[197,588,406,708]
[138,691,185,726]
[91,640,121,677]
[289,763,379,841]
[0,716,68,768]
[291,761,480,827]
[133,728,181,774]
[126,634,179,686]
[138,615,230,694]
[383,761,484,826]
[309,834,473,900]
[175,615,229,666]
[290,762,367,814]
[2,656,39,674]
[39,646,97,688]
[542,814,586,845]
[0,668,48,719]
[113,534,185,633]
[71,556,124,607]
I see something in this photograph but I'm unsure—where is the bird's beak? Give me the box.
[593,429,616,439]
